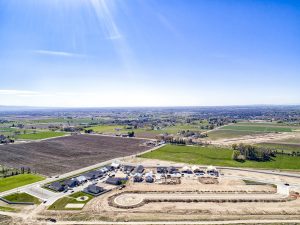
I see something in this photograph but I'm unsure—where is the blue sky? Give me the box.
[0,0,299,107]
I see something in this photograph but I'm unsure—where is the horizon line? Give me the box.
[1,104,300,109]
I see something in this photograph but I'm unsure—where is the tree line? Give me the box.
[1,167,34,178]
[232,143,275,162]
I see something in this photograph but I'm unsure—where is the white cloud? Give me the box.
[0,90,39,95]
[33,50,85,57]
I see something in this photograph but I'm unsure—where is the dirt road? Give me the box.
[113,192,287,207]
[48,219,300,225]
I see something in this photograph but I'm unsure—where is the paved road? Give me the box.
[49,219,300,225]
[0,144,165,204]
[220,167,300,179]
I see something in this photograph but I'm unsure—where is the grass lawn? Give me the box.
[0,206,17,212]
[16,131,66,140]
[48,192,94,210]
[140,145,300,170]
[0,174,45,193]
[3,192,40,204]
[243,180,268,185]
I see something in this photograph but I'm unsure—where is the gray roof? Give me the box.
[64,179,78,187]
[135,165,144,173]
[86,185,104,194]
[123,165,135,172]
[49,182,64,191]
[83,170,103,179]
[106,177,122,185]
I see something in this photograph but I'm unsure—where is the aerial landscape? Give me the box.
[0,0,300,225]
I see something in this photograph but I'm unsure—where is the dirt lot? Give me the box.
[210,132,300,146]
[40,178,300,222]
[0,134,150,176]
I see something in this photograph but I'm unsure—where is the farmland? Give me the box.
[206,122,300,141]
[140,145,300,170]
[16,131,66,140]
[0,126,67,140]
[221,124,293,132]
[0,135,150,176]
[0,174,45,192]
[206,130,257,140]
[87,122,209,138]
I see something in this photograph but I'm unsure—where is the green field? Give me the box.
[28,118,98,124]
[3,192,40,204]
[140,145,300,170]
[220,124,292,132]
[48,192,94,210]
[88,122,208,137]
[0,174,45,193]
[16,131,66,140]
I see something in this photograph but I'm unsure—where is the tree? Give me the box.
[232,144,238,150]
[232,150,240,160]
[128,131,135,137]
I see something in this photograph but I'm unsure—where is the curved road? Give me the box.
[114,192,287,207]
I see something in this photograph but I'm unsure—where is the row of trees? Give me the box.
[232,143,275,162]
[276,150,300,157]
[1,167,33,178]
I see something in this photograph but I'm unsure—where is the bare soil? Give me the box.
[39,177,300,222]
[0,135,150,176]
[210,132,300,146]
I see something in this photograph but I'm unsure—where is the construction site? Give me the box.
[36,164,300,223]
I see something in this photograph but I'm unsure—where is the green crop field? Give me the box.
[28,118,97,124]
[206,130,257,140]
[3,192,40,204]
[16,131,66,140]
[0,174,45,192]
[88,122,208,137]
[220,124,292,132]
[48,192,94,210]
[140,145,300,170]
